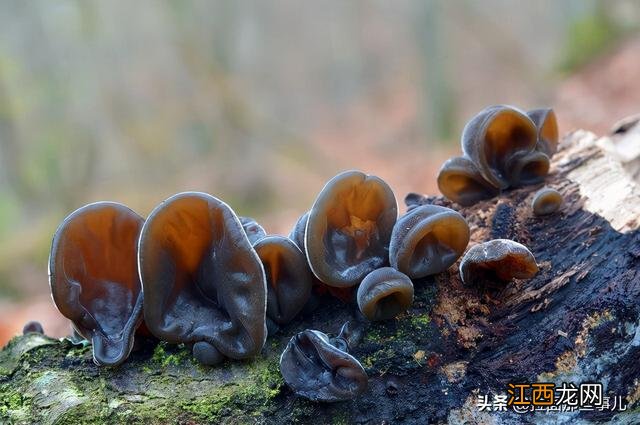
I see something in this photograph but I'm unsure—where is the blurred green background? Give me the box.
[1,0,639,344]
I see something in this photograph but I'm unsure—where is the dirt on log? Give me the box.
[1,127,640,425]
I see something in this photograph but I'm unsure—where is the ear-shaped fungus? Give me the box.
[531,187,563,216]
[528,108,559,156]
[288,211,309,254]
[138,192,267,365]
[357,267,413,321]
[459,239,538,287]
[389,205,470,278]
[253,236,312,325]
[461,105,539,189]
[305,170,397,287]
[280,328,368,402]
[23,321,44,335]
[504,150,550,187]
[240,216,267,244]
[437,156,500,207]
[49,202,145,366]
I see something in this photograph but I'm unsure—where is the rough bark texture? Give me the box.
[1,128,640,425]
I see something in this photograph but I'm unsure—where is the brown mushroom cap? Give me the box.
[506,150,550,187]
[305,170,397,287]
[462,105,538,189]
[279,329,368,402]
[138,192,267,365]
[532,187,563,216]
[528,108,559,156]
[240,216,267,245]
[49,202,144,366]
[23,321,44,335]
[389,205,470,278]
[288,211,309,255]
[459,239,538,286]
[357,267,414,321]
[437,156,500,206]
[254,235,313,325]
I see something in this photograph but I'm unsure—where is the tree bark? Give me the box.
[1,128,640,425]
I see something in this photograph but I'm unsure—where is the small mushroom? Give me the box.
[459,239,538,286]
[505,150,550,187]
[462,105,538,189]
[389,205,470,278]
[437,156,500,206]
[528,108,559,156]
[254,235,313,325]
[280,328,368,402]
[288,211,309,254]
[240,216,267,244]
[22,321,44,335]
[49,202,145,366]
[532,187,563,216]
[357,267,414,321]
[306,170,397,287]
[138,192,267,365]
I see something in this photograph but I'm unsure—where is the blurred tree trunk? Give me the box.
[1,126,640,424]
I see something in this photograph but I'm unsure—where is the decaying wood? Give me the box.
[1,127,639,425]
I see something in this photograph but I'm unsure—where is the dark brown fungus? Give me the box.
[389,205,470,278]
[288,211,309,254]
[280,328,368,402]
[437,156,500,207]
[138,192,267,365]
[49,202,144,366]
[459,239,538,287]
[254,235,313,325]
[240,216,267,244]
[305,170,397,287]
[22,321,44,335]
[504,150,550,187]
[532,187,563,216]
[461,105,538,189]
[528,108,559,156]
[357,267,413,321]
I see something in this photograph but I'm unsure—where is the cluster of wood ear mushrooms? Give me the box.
[46,104,560,403]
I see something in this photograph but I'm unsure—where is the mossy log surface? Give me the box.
[2,129,640,425]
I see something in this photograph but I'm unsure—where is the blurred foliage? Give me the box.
[559,2,626,72]
[0,0,636,302]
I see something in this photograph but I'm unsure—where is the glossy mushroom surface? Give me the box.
[138,192,267,365]
[459,239,538,286]
[437,156,500,207]
[462,105,538,189]
[528,108,559,156]
[22,321,44,335]
[357,267,414,321]
[280,328,368,402]
[389,205,470,278]
[288,211,309,254]
[254,235,313,325]
[532,187,563,216]
[240,216,267,245]
[505,150,550,187]
[49,202,145,366]
[305,170,397,287]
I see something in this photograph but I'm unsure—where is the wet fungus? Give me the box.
[138,192,267,365]
[49,202,145,366]
[437,105,557,206]
[531,187,563,216]
[279,327,368,402]
[240,216,267,244]
[253,235,313,325]
[356,267,414,321]
[459,239,538,287]
[22,321,44,335]
[528,108,559,156]
[305,170,398,288]
[389,205,470,278]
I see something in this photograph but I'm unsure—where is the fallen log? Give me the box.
[1,126,639,425]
